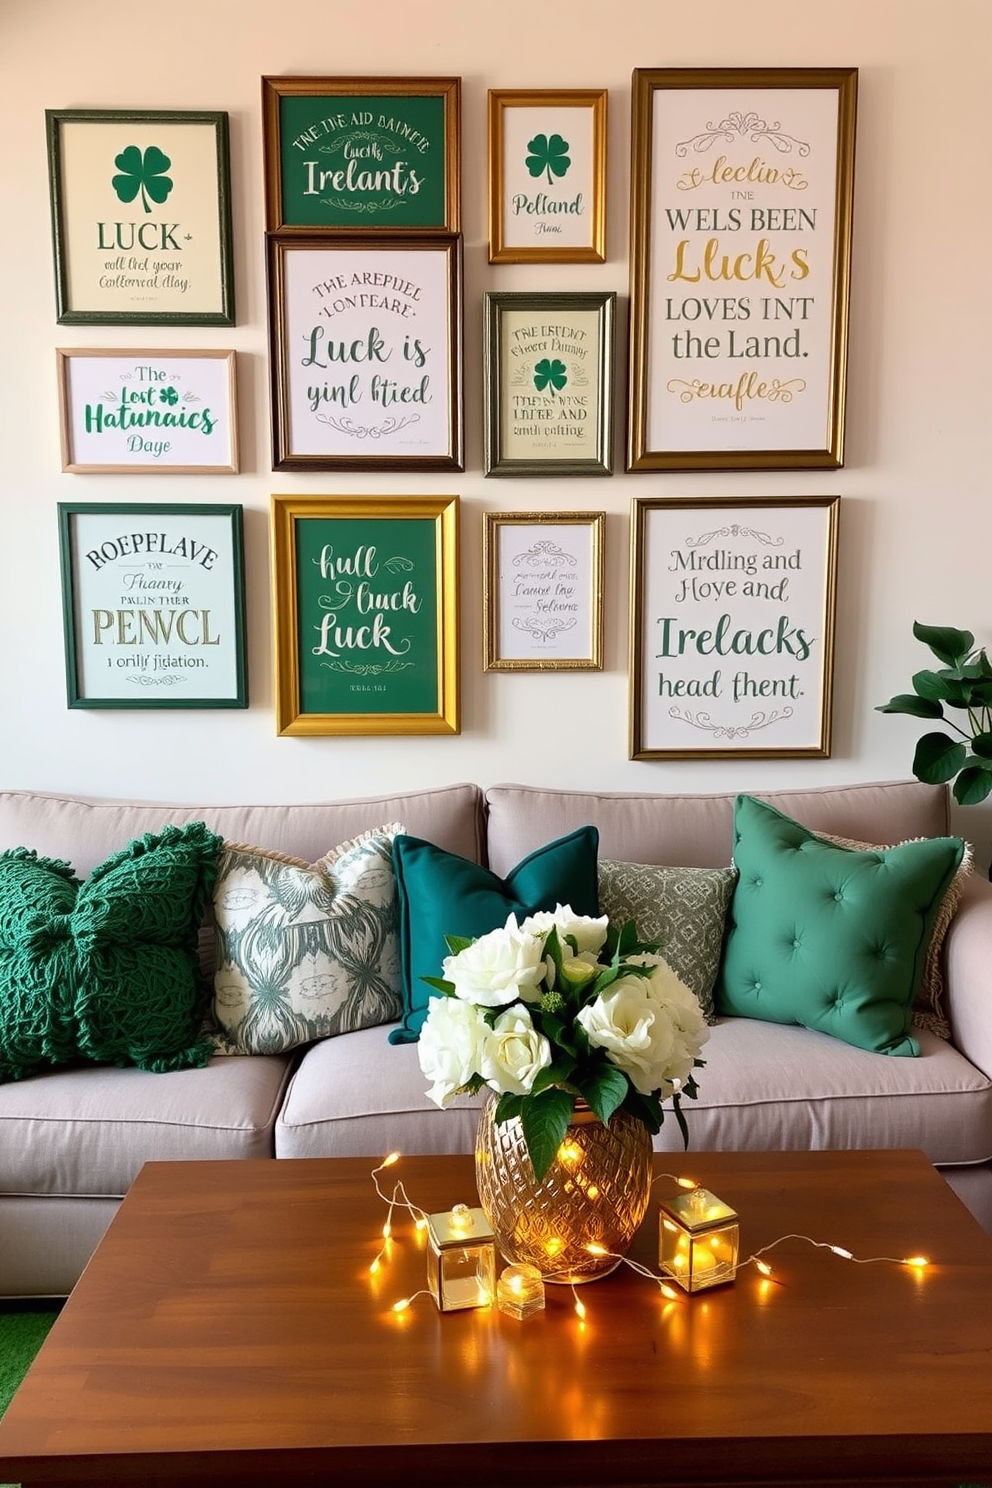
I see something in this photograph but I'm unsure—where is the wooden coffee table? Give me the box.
[1,1149,991,1487]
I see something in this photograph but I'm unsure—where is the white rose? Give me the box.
[519,903,610,955]
[418,996,489,1107]
[576,960,708,1097]
[480,1006,552,1097]
[442,921,546,1007]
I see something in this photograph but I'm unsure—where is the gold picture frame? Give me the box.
[488,89,607,264]
[483,511,605,671]
[271,494,459,737]
[629,495,839,759]
[627,68,858,472]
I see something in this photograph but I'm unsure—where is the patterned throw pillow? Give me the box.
[597,860,737,1022]
[212,825,404,1055]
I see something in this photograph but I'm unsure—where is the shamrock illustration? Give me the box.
[525,132,571,186]
[533,358,568,395]
[111,145,174,214]
[159,386,180,406]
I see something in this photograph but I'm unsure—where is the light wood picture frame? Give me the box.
[484,511,605,671]
[629,495,839,759]
[488,89,607,263]
[271,494,459,736]
[57,349,238,473]
[627,68,858,471]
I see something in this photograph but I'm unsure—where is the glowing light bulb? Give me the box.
[755,1259,773,1277]
[660,1283,679,1301]
[574,1297,587,1320]
[677,1176,697,1189]
[382,1220,392,1239]
[585,1242,609,1257]
[904,1255,929,1269]
[369,1257,381,1275]
[382,1152,401,1168]
[392,1297,411,1313]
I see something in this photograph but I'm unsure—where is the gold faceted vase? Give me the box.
[474,1094,653,1284]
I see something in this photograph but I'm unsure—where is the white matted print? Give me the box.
[489,90,606,263]
[267,234,463,471]
[57,350,238,473]
[484,512,604,670]
[630,497,838,757]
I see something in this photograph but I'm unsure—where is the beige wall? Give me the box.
[1,0,989,842]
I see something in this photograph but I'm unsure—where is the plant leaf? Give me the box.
[912,732,967,784]
[875,693,944,719]
[576,1063,628,1126]
[912,622,975,668]
[971,732,992,760]
[954,763,992,805]
[521,1087,575,1182]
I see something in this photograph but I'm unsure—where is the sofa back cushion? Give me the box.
[0,785,485,878]
[484,780,950,878]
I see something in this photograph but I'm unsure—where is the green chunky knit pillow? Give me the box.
[0,822,222,1083]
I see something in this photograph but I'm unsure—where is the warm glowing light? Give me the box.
[677,1176,697,1189]
[585,1242,609,1257]
[382,1221,392,1239]
[557,1140,583,1166]
[586,1184,600,1200]
[545,1237,564,1258]
[574,1297,587,1320]
[415,1217,428,1231]
[755,1259,772,1277]
[904,1255,929,1269]
[392,1297,411,1313]
[381,1152,401,1168]
[449,1203,472,1231]
[369,1257,381,1275]
[660,1282,679,1301]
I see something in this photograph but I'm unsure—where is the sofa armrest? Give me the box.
[944,872,992,1078]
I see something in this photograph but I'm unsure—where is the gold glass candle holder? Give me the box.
[658,1186,739,1293]
[425,1203,496,1312]
[496,1262,546,1320]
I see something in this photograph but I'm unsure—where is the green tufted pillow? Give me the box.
[598,861,737,1022]
[0,822,222,1083]
[716,796,965,1056]
[389,826,600,1044]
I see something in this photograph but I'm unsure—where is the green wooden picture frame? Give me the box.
[46,109,235,326]
[262,76,460,233]
[271,494,459,736]
[58,503,247,709]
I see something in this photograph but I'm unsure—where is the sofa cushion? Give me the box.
[598,861,736,1021]
[0,1054,293,1196]
[717,796,965,1056]
[0,822,221,1083]
[275,1017,992,1169]
[389,826,600,1044]
[212,825,403,1055]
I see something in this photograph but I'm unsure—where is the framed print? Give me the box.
[488,88,606,263]
[629,496,839,759]
[627,68,857,471]
[271,494,458,737]
[57,349,238,473]
[267,234,463,471]
[58,503,247,709]
[45,109,234,325]
[483,511,604,671]
[483,291,615,477]
[262,76,460,233]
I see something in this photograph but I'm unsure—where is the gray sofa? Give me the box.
[1,778,990,1298]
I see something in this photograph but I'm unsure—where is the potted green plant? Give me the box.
[877,622,992,804]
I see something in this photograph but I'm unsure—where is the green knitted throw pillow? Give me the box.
[0,822,222,1083]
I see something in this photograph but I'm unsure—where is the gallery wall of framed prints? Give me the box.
[44,63,857,749]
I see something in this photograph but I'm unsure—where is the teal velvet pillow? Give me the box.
[716,796,965,1056]
[389,826,600,1044]
[0,822,222,1083]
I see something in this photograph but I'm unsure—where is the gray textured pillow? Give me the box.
[212,824,403,1055]
[597,860,737,1022]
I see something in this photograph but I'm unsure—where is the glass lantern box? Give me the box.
[425,1203,496,1312]
[658,1186,739,1293]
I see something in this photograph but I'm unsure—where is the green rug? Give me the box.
[0,1306,61,1488]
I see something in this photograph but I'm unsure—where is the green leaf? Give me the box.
[971,732,992,760]
[420,975,453,994]
[912,622,975,668]
[112,143,174,214]
[912,731,968,784]
[621,1086,664,1134]
[443,934,475,955]
[875,693,944,719]
[954,763,992,805]
[531,1058,576,1095]
[524,131,571,186]
[494,1091,524,1125]
[911,669,974,705]
[576,1063,629,1126]
[521,1087,575,1182]
[533,357,568,395]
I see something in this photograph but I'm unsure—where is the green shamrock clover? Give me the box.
[525,132,571,186]
[111,145,174,214]
[534,358,568,395]
[159,386,179,406]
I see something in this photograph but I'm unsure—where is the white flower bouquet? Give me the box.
[417,905,709,1181]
